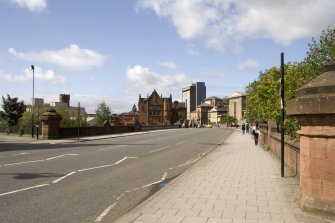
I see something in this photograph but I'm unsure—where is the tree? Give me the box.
[246,67,281,125]
[245,27,335,138]
[305,26,335,73]
[53,105,87,127]
[0,95,26,133]
[132,104,137,113]
[220,116,237,126]
[95,102,112,125]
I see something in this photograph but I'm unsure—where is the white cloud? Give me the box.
[137,0,335,51]
[11,0,47,12]
[8,44,107,70]
[14,66,65,84]
[201,69,225,78]
[127,65,189,97]
[159,61,178,69]
[238,59,260,70]
[186,43,200,56]
[0,72,13,81]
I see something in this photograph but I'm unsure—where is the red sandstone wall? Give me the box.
[260,129,300,176]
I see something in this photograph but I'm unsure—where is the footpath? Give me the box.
[114,130,333,223]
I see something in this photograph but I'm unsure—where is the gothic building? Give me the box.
[138,89,185,125]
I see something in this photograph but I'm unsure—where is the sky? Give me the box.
[1,0,334,114]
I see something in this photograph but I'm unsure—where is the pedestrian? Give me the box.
[252,123,260,145]
[246,123,250,134]
[241,123,245,134]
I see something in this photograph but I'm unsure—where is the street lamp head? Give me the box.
[30,65,34,70]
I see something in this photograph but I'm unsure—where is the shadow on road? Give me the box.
[2,172,64,180]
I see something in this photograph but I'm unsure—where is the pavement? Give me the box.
[114,130,333,223]
[1,129,333,222]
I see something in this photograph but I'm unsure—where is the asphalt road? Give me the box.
[0,128,233,223]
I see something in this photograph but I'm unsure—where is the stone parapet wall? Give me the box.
[286,61,335,217]
[59,125,135,138]
[259,128,300,176]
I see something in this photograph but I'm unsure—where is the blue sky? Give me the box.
[1,0,334,113]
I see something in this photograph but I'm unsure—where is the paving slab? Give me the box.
[115,130,333,223]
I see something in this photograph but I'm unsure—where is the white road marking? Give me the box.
[52,171,76,184]
[132,172,168,191]
[149,146,170,154]
[114,156,138,165]
[114,157,127,165]
[99,145,125,151]
[176,140,187,146]
[3,159,45,166]
[0,184,49,197]
[137,140,152,144]
[93,150,206,221]
[78,164,115,172]
[2,154,79,167]
[46,154,78,160]
[95,202,118,222]
[95,193,125,222]
[14,152,31,156]
[161,172,167,181]
[178,156,201,168]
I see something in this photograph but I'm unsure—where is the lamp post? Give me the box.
[30,65,35,138]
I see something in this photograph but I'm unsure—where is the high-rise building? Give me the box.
[194,82,206,106]
[182,82,206,120]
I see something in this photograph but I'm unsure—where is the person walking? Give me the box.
[241,123,245,134]
[252,123,260,145]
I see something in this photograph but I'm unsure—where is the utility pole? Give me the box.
[30,65,35,138]
[77,102,80,141]
[280,52,285,177]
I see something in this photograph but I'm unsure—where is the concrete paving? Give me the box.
[114,130,333,223]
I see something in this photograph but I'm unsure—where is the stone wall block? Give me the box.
[322,180,335,200]
[309,138,327,159]
[300,174,311,194]
[310,178,323,198]
[326,138,335,160]
[300,154,310,176]
[300,137,310,156]
[309,159,335,181]
[286,60,335,217]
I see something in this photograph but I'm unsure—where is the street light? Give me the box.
[30,65,34,138]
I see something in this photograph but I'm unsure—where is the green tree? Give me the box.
[220,116,237,126]
[53,105,87,127]
[0,95,26,133]
[305,26,335,72]
[132,104,137,113]
[246,67,281,125]
[95,102,112,125]
[18,111,33,136]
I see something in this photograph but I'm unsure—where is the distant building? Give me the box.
[182,82,206,120]
[138,89,171,125]
[190,103,213,127]
[201,96,222,107]
[119,111,139,125]
[26,94,86,118]
[138,89,185,125]
[171,101,186,124]
[203,96,228,124]
[228,91,247,124]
